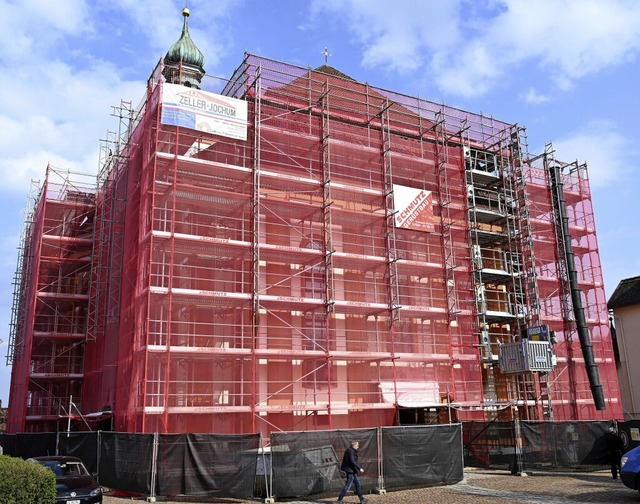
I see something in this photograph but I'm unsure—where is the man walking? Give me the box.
[337,440,368,504]
[604,425,624,479]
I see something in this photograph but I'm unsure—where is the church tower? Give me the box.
[162,7,205,88]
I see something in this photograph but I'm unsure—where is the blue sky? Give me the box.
[0,0,639,406]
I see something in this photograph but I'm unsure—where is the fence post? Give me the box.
[95,431,101,484]
[376,427,386,494]
[147,432,158,502]
[511,418,525,475]
[262,433,274,504]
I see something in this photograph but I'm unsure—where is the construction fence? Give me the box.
[464,419,640,472]
[0,424,462,500]
[2,421,638,499]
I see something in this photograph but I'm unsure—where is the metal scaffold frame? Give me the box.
[7,165,97,432]
[6,52,622,435]
[7,179,41,365]
[88,100,133,343]
[251,67,262,432]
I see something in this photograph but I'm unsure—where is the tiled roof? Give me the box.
[314,64,357,82]
[608,275,640,309]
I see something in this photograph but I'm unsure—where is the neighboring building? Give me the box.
[608,276,640,420]
[6,9,622,435]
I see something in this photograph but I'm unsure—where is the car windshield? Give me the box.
[40,460,89,477]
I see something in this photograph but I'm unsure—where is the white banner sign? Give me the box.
[161,83,248,140]
[393,184,435,232]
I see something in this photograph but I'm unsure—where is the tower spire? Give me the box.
[163,6,205,88]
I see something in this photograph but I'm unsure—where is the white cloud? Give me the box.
[432,40,501,96]
[436,0,640,97]
[0,1,232,194]
[311,0,463,74]
[0,0,92,62]
[0,57,143,191]
[106,0,237,72]
[522,87,550,104]
[309,0,640,98]
[551,120,634,188]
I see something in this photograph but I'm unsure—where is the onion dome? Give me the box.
[163,7,205,89]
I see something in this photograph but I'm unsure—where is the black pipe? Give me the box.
[549,164,606,410]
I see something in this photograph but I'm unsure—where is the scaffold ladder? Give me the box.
[321,82,335,313]
[501,148,526,326]
[380,100,401,325]
[509,127,540,329]
[496,127,526,340]
[503,126,550,420]
[251,68,262,433]
[435,109,458,321]
[321,82,335,419]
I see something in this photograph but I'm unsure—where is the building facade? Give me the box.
[6,12,622,435]
[608,276,640,419]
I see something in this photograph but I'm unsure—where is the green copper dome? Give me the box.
[165,8,205,69]
[163,7,205,88]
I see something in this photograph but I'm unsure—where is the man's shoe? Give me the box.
[360,499,368,504]
[336,501,343,504]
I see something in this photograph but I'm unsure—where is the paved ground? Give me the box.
[104,468,639,503]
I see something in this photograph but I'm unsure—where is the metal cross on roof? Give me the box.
[321,47,332,65]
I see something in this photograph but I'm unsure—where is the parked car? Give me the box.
[621,445,640,495]
[28,455,102,503]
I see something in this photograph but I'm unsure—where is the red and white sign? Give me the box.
[161,83,248,140]
[393,184,435,232]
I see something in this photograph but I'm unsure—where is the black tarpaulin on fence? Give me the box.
[155,433,259,499]
[16,432,57,459]
[382,424,463,489]
[98,432,154,494]
[270,428,377,499]
[580,421,631,466]
[521,421,610,469]
[58,432,99,475]
[0,433,17,457]
[462,420,515,469]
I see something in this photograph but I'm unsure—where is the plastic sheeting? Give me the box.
[522,421,609,468]
[156,433,259,498]
[463,420,516,468]
[16,432,56,458]
[270,428,377,498]
[98,432,154,494]
[0,433,17,456]
[270,425,464,499]
[462,420,626,471]
[382,424,463,488]
[59,432,99,474]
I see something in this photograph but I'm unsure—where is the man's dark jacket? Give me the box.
[340,446,363,474]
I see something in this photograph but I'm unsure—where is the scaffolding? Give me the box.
[7,166,96,432]
[6,53,623,434]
